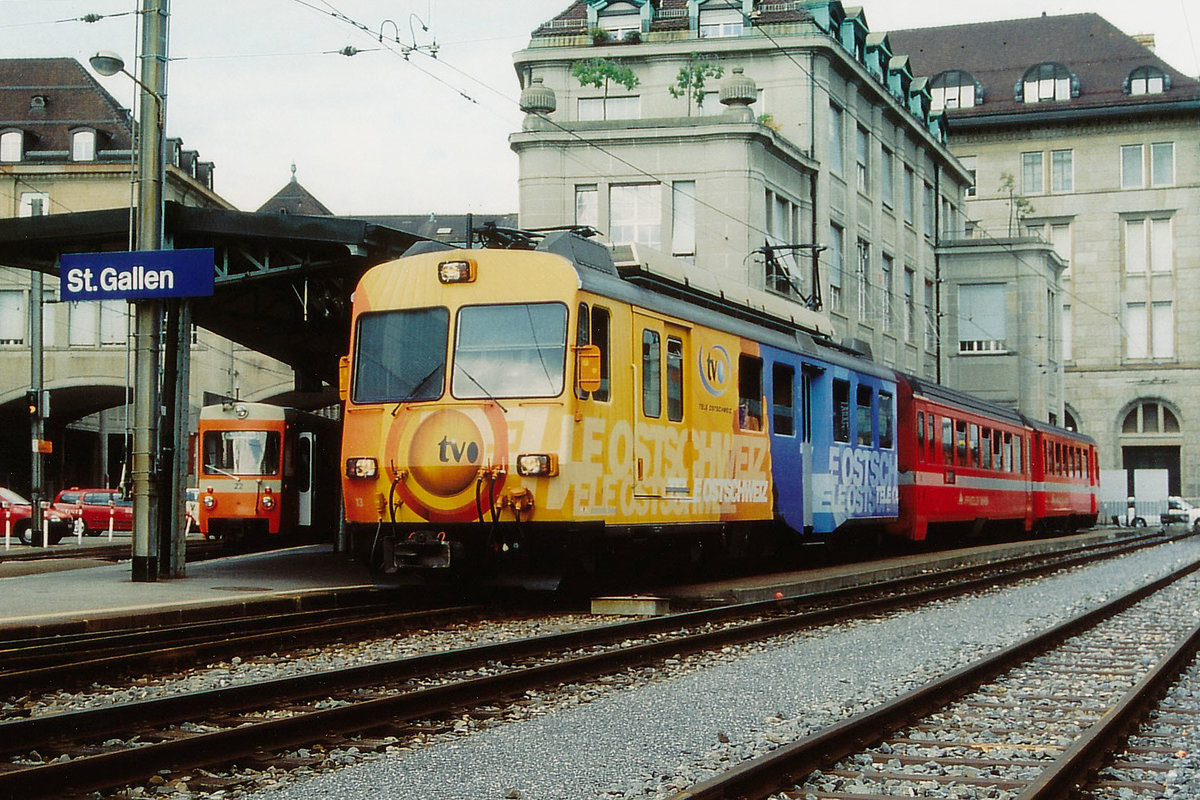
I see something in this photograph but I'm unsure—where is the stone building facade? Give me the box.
[511,0,974,387]
[890,14,1200,496]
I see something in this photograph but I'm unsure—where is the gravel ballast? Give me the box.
[238,537,1200,800]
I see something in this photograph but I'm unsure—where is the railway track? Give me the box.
[0,539,225,564]
[0,530,1188,799]
[661,559,1200,800]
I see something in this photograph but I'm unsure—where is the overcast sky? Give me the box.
[2,0,1196,216]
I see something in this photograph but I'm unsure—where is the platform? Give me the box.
[0,544,386,639]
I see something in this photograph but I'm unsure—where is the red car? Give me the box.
[52,488,133,536]
[1,486,72,545]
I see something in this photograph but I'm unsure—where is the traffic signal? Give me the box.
[26,390,39,420]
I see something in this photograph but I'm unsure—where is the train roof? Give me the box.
[531,232,895,382]
[898,372,1095,445]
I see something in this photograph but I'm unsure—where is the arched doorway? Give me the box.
[1119,399,1182,495]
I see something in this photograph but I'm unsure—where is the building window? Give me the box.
[1127,66,1168,95]
[19,192,49,217]
[1125,218,1172,274]
[904,267,915,341]
[924,279,935,352]
[598,2,641,40]
[0,129,22,162]
[575,184,598,228]
[0,290,26,345]
[880,148,894,208]
[578,95,639,121]
[69,301,99,346]
[958,283,1007,353]
[903,167,914,225]
[930,69,979,111]
[1050,149,1073,193]
[1151,142,1174,187]
[100,300,128,345]
[856,239,870,321]
[828,104,844,176]
[71,129,96,162]
[766,191,799,295]
[1021,152,1044,195]
[1125,302,1174,359]
[699,5,742,38]
[1121,144,1143,188]
[1062,303,1072,361]
[609,183,662,248]
[1018,62,1075,103]
[855,126,869,193]
[881,254,893,333]
[1123,401,1180,434]
[959,155,977,197]
[922,182,935,238]
[671,181,696,261]
[828,224,844,312]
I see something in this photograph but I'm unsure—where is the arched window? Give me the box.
[930,70,981,111]
[0,129,22,162]
[1121,400,1179,434]
[1017,62,1077,103]
[1126,65,1169,96]
[71,129,96,162]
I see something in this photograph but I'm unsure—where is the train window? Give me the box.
[1054,442,1063,476]
[202,430,282,477]
[591,307,611,401]
[295,436,312,493]
[353,307,449,403]
[993,431,1004,471]
[666,337,684,422]
[772,364,795,436]
[856,386,874,446]
[575,304,589,400]
[981,428,992,470]
[879,392,893,449]
[801,367,815,443]
[955,420,968,465]
[738,355,763,431]
[1015,436,1024,474]
[917,411,925,447]
[833,380,851,443]
[969,424,980,467]
[1004,432,1014,473]
[454,303,568,399]
[942,418,953,464]
[642,329,661,418]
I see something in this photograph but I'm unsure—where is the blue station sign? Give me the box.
[60,248,215,301]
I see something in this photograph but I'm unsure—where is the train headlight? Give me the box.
[516,453,558,477]
[437,259,476,284]
[261,492,276,511]
[202,493,216,509]
[345,457,378,479]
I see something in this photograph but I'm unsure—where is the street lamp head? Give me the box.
[89,51,126,77]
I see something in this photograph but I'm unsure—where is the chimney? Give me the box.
[1133,33,1156,52]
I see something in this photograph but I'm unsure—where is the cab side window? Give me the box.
[642,329,661,418]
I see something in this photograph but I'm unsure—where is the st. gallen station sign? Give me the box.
[60,248,214,300]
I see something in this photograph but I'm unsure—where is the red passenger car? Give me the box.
[1028,421,1099,533]
[890,374,1097,541]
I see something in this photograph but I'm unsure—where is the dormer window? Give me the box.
[930,70,982,111]
[699,4,743,38]
[598,2,642,40]
[0,130,22,162]
[1017,62,1077,103]
[1126,65,1169,95]
[71,129,97,162]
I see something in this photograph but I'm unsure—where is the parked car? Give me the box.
[1,486,72,545]
[52,487,133,535]
[1160,496,1200,530]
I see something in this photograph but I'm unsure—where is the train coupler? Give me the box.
[393,530,452,569]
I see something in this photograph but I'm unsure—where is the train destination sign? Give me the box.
[60,248,215,301]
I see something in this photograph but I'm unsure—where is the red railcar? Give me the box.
[890,374,1096,541]
[1028,421,1100,533]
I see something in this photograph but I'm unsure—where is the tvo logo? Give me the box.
[409,409,484,497]
[698,344,731,397]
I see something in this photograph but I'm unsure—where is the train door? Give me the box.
[798,364,819,534]
[633,312,692,501]
[296,431,314,527]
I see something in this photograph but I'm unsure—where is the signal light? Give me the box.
[345,457,378,479]
[437,259,476,284]
[26,390,39,420]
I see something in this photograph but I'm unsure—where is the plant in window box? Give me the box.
[588,26,611,45]
[622,30,641,44]
[670,53,724,116]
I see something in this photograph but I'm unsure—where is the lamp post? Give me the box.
[90,0,170,582]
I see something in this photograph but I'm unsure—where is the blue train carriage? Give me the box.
[339,232,898,576]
